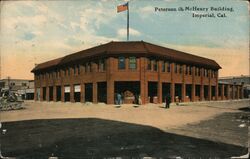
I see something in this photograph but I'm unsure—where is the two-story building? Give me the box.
[31,41,244,104]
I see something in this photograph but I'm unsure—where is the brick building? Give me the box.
[31,41,244,104]
[219,75,250,98]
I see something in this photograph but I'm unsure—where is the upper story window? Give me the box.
[153,60,157,71]
[147,58,151,70]
[73,65,80,75]
[54,70,57,78]
[57,69,61,78]
[162,61,170,72]
[185,66,189,75]
[74,66,77,75]
[129,57,137,70]
[81,63,85,73]
[99,59,106,72]
[167,62,171,72]
[204,69,208,77]
[162,61,165,72]
[85,63,88,72]
[174,63,178,73]
[189,66,192,75]
[77,65,80,74]
[85,62,92,72]
[118,57,125,70]
[196,67,200,76]
[212,70,217,78]
[179,64,182,74]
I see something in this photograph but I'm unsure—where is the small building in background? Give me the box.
[0,78,34,100]
[219,75,250,98]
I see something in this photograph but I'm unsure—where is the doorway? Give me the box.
[85,83,93,102]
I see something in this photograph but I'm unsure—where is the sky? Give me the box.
[0,0,249,79]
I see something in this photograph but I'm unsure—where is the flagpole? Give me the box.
[127,2,129,41]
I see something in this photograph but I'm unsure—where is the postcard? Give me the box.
[0,0,249,158]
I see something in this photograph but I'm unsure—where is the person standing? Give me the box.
[138,95,142,105]
[117,93,122,105]
[165,93,171,108]
[134,94,138,104]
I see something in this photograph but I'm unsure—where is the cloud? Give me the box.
[37,3,48,14]
[1,0,66,42]
[79,6,115,33]
[3,15,47,32]
[22,32,36,40]
[140,6,153,13]
[70,22,80,31]
[164,43,249,77]
[137,6,154,19]
[117,28,141,37]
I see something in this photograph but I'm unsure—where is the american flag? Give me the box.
[117,2,128,13]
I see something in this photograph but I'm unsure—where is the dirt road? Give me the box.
[1,100,249,130]
[0,99,249,158]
